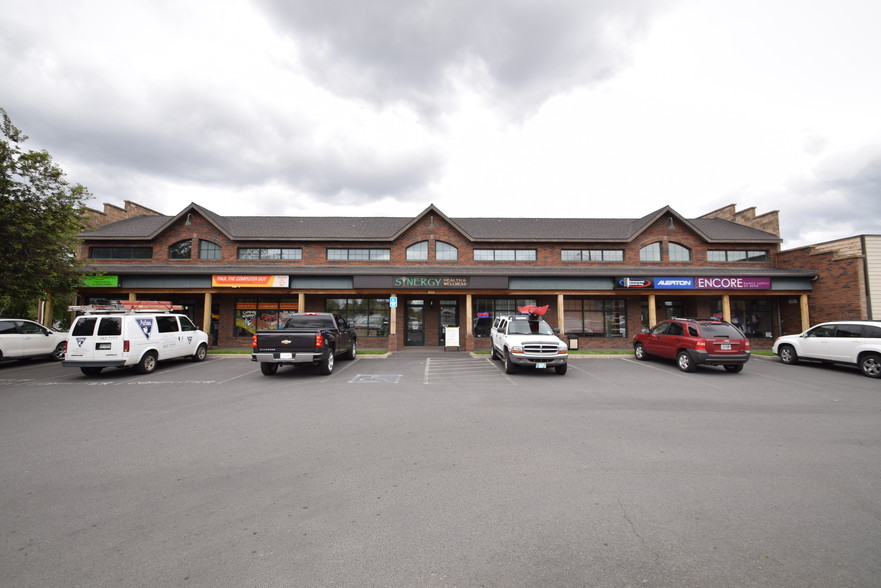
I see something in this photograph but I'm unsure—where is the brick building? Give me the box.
[776,235,881,333]
[72,202,820,350]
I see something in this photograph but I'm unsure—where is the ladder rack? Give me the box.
[68,300,184,314]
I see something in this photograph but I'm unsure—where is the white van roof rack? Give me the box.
[68,300,184,314]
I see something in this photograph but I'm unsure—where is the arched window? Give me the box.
[639,242,661,262]
[169,239,192,259]
[406,241,429,261]
[199,240,222,260]
[436,241,458,261]
[669,242,691,262]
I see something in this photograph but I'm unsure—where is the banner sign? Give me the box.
[617,277,771,290]
[212,275,289,288]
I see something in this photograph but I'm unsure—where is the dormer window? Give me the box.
[639,242,661,262]
[198,240,222,260]
[169,239,192,259]
[406,241,429,261]
[669,242,691,262]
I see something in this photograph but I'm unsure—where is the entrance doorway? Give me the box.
[439,299,458,346]
[405,300,424,346]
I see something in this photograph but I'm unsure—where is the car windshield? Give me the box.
[699,323,744,338]
[508,319,554,336]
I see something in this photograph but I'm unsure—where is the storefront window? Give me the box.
[472,298,537,338]
[326,298,390,337]
[564,298,627,337]
[234,298,298,337]
[722,299,773,338]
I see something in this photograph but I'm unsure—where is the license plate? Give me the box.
[96,343,111,350]
[720,344,731,350]
[279,353,293,359]
[536,363,547,369]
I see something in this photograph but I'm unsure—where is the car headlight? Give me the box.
[511,345,524,354]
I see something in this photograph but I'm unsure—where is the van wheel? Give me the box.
[80,367,103,376]
[318,350,334,375]
[260,363,279,376]
[51,342,67,360]
[677,351,697,372]
[555,364,568,375]
[136,352,158,374]
[192,343,208,362]
[859,353,881,378]
[724,364,744,373]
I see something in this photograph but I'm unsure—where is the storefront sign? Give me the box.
[82,275,119,287]
[212,275,290,288]
[353,275,507,289]
[617,277,772,290]
[616,278,653,289]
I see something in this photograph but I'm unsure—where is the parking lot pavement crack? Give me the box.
[617,497,661,563]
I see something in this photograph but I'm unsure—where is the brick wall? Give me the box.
[777,243,867,332]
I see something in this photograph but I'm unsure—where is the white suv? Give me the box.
[0,319,67,362]
[490,315,569,375]
[772,320,881,378]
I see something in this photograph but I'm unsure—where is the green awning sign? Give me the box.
[83,275,119,287]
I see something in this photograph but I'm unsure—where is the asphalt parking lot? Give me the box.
[1,352,880,587]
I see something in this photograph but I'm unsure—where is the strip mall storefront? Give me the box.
[77,269,815,351]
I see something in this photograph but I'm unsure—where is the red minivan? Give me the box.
[633,318,751,373]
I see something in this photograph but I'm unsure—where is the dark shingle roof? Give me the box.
[80,203,781,243]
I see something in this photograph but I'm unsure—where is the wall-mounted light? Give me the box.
[184,213,193,226]
[667,216,675,229]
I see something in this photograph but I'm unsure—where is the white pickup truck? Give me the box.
[490,314,569,375]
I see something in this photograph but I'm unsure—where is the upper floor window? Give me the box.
[562,249,624,262]
[639,242,661,262]
[436,241,458,261]
[406,241,429,261]
[238,248,302,261]
[707,250,770,262]
[327,248,391,261]
[669,243,691,262]
[199,240,222,260]
[474,249,537,262]
[169,239,192,259]
[89,247,152,259]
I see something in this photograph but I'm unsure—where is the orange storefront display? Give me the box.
[212,275,290,288]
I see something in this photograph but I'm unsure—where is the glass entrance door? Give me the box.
[439,299,458,346]
[406,300,424,346]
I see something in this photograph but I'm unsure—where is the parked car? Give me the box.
[490,314,569,375]
[632,318,751,373]
[0,318,68,362]
[772,320,881,378]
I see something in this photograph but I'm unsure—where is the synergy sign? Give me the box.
[617,277,771,290]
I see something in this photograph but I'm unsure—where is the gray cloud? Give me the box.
[256,0,671,119]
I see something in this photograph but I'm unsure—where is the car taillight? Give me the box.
[315,333,324,348]
[252,334,258,348]
[744,340,751,350]
[695,339,707,350]
[123,340,130,352]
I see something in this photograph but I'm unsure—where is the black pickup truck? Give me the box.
[251,312,357,375]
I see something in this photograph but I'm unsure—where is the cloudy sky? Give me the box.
[3,0,879,249]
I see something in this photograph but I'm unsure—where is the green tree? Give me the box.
[0,107,91,317]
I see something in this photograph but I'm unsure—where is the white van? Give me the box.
[63,304,209,376]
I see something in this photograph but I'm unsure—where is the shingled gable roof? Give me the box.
[80,203,781,243]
